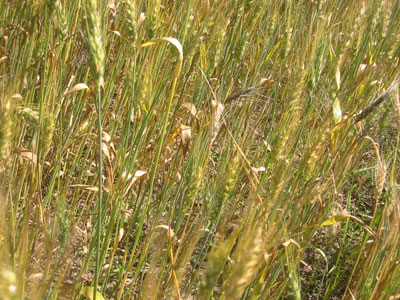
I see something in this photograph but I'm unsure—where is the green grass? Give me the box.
[1,0,400,299]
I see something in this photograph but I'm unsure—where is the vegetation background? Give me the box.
[1,0,400,299]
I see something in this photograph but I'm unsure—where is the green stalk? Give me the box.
[85,0,105,298]
[94,81,103,300]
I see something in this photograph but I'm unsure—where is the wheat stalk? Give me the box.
[85,0,105,298]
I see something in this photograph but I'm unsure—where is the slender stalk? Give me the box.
[94,82,103,300]
[85,0,105,298]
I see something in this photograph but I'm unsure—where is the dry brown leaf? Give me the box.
[70,184,99,192]
[181,102,197,117]
[14,148,38,165]
[179,124,192,153]
[101,142,110,160]
[102,131,112,143]
[280,239,301,249]
[70,184,110,193]
[251,166,265,174]
[118,228,124,243]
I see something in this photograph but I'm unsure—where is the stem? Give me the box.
[93,79,103,300]
[147,75,179,207]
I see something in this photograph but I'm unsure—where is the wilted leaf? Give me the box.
[335,67,341,90]
[141,37,183,76]
[118,228,124,243]
[140,40,157,48]
[332,97,342,125]
[321,214,348,226]
[322,212,378,238]
[82,286,105,300]
[70,184,99,192]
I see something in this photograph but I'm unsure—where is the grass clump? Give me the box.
[1,0,400,299]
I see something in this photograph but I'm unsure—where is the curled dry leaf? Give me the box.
[101,142,110,160]
[11,93,22,100]
[14,148,38,165]
[64,83,90,96]
[102,131,111,143]
[357,64,367,78]
[258,78,269,87]
[137,12,146,28]
[251,166,266,174]
[181,102,197,117]
[118,228,124,243]
[280,239,301,249]
[141,37,183,76]
[153,225,175,239]
[102,131,117,161]
[134,170,146,179]
[122,170,147,197]
[0,56,8,63]
[109,30,121,37]
[101,264,110,275]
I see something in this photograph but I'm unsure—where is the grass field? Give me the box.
[1,0,400,299]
